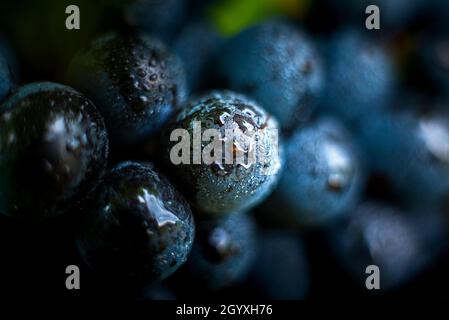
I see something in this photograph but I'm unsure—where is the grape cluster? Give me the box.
[1,0,449,302]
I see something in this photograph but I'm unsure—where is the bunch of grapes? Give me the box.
[1,0,449,302]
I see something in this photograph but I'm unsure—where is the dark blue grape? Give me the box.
[329,202,447,290]
[249,231,309,300]
[76,161,195,283]
[358,105,449,204]
[215,19,324,131]
[163,91,283,215]
[173,21,223,93]
[186,212,257,290]
[323,0,427,31]
[262,117,364,226]
[322,28,396,127]
[68,33,187,147]
[123,0,187,42]
[0,82,109,220]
